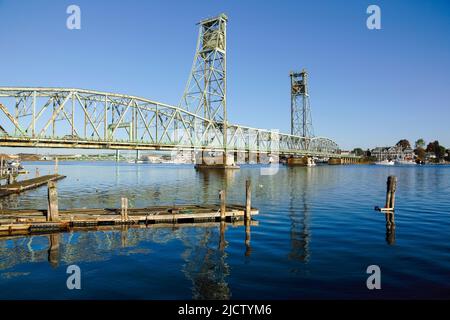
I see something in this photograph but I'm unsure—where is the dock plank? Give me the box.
[0,174,66,197]
[0,204,259,237]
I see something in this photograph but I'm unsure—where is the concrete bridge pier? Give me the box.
[235,151,245,165]
[246,152,255,164]
[328,158,342,165]
[136,150,140,161]
[287,156,313,166]
[248,152,265,164]
[194,150,240,170]
[328,157,359,165]
[258,153,270,164]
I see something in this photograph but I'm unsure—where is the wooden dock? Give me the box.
[0,174,66,197]
[0,204,259,237]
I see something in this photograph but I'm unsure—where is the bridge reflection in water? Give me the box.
[0,223,234,299]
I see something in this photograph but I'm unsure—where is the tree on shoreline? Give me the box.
[414,138,426,162]
[415,147,426,162]
[415,138,425,149]
[426,140,446,161]
[396,139,411,151]
[352,148,364,156]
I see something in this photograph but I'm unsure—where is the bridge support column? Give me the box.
[235,151,245,165]
[115,150,120,162]
[258,153,269,164]
[136,150,140,161]
[194,150,240,170]
[328,158,343,165]
[247,152,258,164]
[287,156,313,166]
[257,153,263,164]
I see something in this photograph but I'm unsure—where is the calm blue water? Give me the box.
[0,162,449,299]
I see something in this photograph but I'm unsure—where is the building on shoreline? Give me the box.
[371,146,415,161]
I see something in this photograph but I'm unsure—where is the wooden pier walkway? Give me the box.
[0,204,259,237]
[0,174,66,197]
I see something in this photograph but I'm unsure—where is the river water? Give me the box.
[0,162,449,299]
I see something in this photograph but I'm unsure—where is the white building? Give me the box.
[371,146,414,161]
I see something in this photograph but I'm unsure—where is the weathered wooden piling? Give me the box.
[245,223,251,257]
[54,158,59,174]
[121,197,128,221]
[385,211,396,245]
[48,233,60,268]
[245,180,252,222]
[219,220,226,251]
[7,173,13,185]
[35,168,40,178]
[385,175,397,210]
[0,157,4,177]
[219,190,226,221]
[47,181,59,222]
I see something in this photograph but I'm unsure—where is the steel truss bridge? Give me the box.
[0,14,345,159]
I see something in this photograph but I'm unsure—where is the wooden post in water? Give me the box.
[47,181,59,222]
[245,222,252,257]
[245,180,252,222]
[385,211,396,245]
[121,197,128,222]
[36,167,40,178]
[47,233,60,268]
[385,176,397,210]
[54,158,58,174]
[219,220,226,251]
[219,190,226,221]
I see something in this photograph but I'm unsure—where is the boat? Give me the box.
[7,160,22,168]
[306,157,316,167]
[128,160,144,164]
[395,159,416,165]
[374,160,395,166]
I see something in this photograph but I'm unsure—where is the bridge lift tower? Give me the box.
[290,69,314,149]
[180,14,236,167]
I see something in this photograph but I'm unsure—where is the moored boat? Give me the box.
[395,159,416,165]
[306,157,316,167]
[374,160,395,166]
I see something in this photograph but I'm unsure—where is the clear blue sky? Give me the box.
[1,0,449,151]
